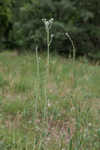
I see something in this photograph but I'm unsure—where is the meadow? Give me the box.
[0,50,100,150]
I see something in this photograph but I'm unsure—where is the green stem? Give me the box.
[47,30,50,71]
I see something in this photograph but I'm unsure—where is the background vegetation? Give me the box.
[0,0,100,57]
[0,1,100,149]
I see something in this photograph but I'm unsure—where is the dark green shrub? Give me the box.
[1,0,100,57]
[0,0,12,49]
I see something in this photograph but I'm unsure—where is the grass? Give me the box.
[0,50,100,150]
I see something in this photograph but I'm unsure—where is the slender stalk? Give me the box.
[36,45,39,78]
[43,87,48,120]
[42,18,54,121]
[65,33,76,88]
[34,45,39,119]
[65,33,76,63]
[47,30,50,73]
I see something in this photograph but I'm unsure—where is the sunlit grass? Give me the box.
[0,50,100,149]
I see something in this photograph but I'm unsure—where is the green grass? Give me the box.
[0,50,100,150]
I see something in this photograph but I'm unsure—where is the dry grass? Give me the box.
[0,51,100,149]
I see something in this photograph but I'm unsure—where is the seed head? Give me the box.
[65,32,70,38]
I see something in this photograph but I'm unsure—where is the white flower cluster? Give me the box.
[42,18,54,47]
[42,18,54,32]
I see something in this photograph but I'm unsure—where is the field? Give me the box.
[0,51,100,150]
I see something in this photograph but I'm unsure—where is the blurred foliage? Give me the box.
[0,0,12,40]
[0,0,100,57]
